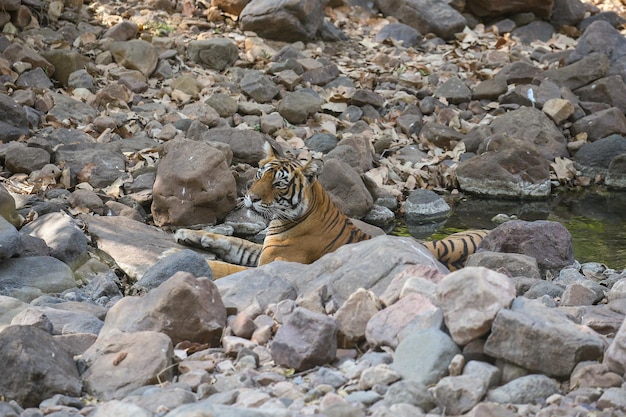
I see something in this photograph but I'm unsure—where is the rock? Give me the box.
[68,189,104,215]
[431,375,487,415]
[0,184,22,228]
[456,139,552,199]
[472,77,508,100]
[437,267,516,345]
[486,374,560,404]
[0,325,82,408]
[574,75,626,114]
[403,189,450,224]
[39,50,89,87]
[134,249,214,291]
[0,216,21,261]
[100,272,226,346]
[375,0,466,40]
[597,387,626,410]
[102,20,139,41]
[0,295,28,331]
[366,292,443,349]
[541,52,611,91]
[484,297,605,378]
[81,330,173,400]
[271,307,337,371]
[375,23,422,47]
[278,91,321,124]
[542,98,575,125]
[335,288,380,348]
[487,106,568,160]
[420,122,464,150]
[205,93,239,117]
[151,139,237,227]
[573,135,626,179]
[551,0,586,27]
[187,39,239,71]
[199,127,267,165]
[240,70,280,103]
[0,257,76,301]
[479,220,575,275]
[88,400,153,417]
[0,94,28,142]
[511,21,555,44]
[570,107,626,142]
[240,0,326,42]
[466,251,541,279]
[391,328,460,385]
[12,304,104,335]
[384,379,434,410]
[570,361,623,389]
[20,212,88,265]
[318,158,373,218]
[434,76,472,104]
[3,43,54,78]
[109,40,158,77]
[604,316,626,376]
[53,143,125,188]
[607,153,626,189]
[465,0,553,19]
[81,214,201,280]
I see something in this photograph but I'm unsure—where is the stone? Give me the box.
[375,0,466,40]
[375,22,422,48]
[604,317,626,376]
[278,91,321,124]
[479,220,575,275]
[472,77,508,100]
[81,330,173,400]
[541,52,611,91]
[0,296,28,331]
[434,76,472,104]
[420,122,464,150]
[0,93,29,142]
[151,139,237,226]
[134,249,214,291]
[102,20,139,41]
[486,374,560,404]
[0,256,76,301]
[574,75,626,114]
[403,189,450,224]
[456,139,552,199]
[198,127,267,165]
[40,50,89,87]
[512,21,555,44]
[484,297,605,378]
[100,272,226,346]
[366,292,442,349]
[431,375,486,415]
[109,40,158,77]
[570,107,626,142]
[437,267,516,345]
[542,98,575,125]
[205,93,239,117]
[465,251,541,280]
[53,143,125,188]
[597,387,626,410]
[81,215,201,280]
[318,158,373,218]
[240,0,326,42]
[187,39,239,71]
[607,153,626,189]
[240,70,280,103]
[68,189,104,215]
[574,135,626,178]
[551,0,586,27]
[0,216,21,261]
[465,0,553,19]
[335,288,380,348]
[0,183,22,228]
[0,325,82,408]
[391,328,460,386]
[20,212,88,266]
[271,307,337,371]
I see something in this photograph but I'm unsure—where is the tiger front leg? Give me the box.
[175,229,262,267]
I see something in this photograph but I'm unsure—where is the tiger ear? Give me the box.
[302,158,324,183]
[260,140,285,165]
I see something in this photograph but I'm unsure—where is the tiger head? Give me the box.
[244,142,324,222]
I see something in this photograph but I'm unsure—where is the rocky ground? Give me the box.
[2,0,626,415]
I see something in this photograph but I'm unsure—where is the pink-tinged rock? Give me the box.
[100,271,226,346]
[271,307,337,371]
[437,267,515,346]
[366,292,443,349]
[335,288,381,348]
[81,329,173,400]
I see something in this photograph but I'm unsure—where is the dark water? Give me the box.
[393,188,626,270]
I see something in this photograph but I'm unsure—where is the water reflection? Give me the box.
[393,189,626,270]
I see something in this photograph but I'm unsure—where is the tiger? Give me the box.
[175,142,488,278]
